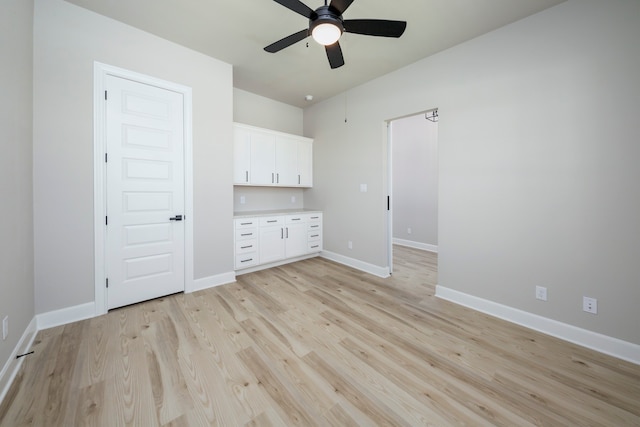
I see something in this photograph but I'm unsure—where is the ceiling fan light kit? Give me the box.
[265,0,406,69]
[312,24,342,46]
[310,5,343,45]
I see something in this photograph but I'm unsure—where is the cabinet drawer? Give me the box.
[235,218,257,228]
[285,214,307,224]
[308,214,322,223]
[235,239,257,254]
[307,222,321,232]
[259,216,284,227]
[308,242,322,252]
[235,253,258,269]
[235,228,257,241]
[308,230,322,242]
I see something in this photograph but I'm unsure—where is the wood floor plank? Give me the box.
[1,246,639,426]
[237,346,321,426]
[239,316,337,416]
[302,350,417,427]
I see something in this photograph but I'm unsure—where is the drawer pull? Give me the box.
[241,245,253,249]
[240,222,252,226]
[241,258,253,263]
[291,218,301,221]
[267,220,277,223]
[311,216,319,219]
[240,233,253,237]
[310,234,319,238]
[310,245,319,249]
[310,225,319,228]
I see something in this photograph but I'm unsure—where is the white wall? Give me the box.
[233,88,306,213]
[0,0,35,376]
[234,88,303,135]
[33,0,234,314]
[392,114,438,247]
[304,0,640,345]
[233,187,304,213]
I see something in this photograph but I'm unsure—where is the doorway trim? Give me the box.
[93,62,194,316]
[385,108,439,276]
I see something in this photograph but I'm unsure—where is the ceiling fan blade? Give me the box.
[343,19,407,38]
[325,42,345,69]
[272,0,315,19]
[264,29,310,53]
[328,0,355,15]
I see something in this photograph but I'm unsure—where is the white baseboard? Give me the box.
[321,251,390,278]
[393,238,438,253]
[435,285,640,365]
[0,317,38,405]
[36,302,96,331]
[190,271,237,293]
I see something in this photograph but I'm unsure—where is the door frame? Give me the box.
[386,120,394,275]
[93,62,194,315]
[385,108,439,276]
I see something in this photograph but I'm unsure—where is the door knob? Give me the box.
[169,215,183,221]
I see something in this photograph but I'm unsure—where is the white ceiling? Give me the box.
[64,0,565,108]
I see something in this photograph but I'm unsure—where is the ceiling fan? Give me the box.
[264,0,407,69]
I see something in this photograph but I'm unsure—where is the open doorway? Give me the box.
[387,110,439,273]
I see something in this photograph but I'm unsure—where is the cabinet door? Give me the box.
[297,139,313,187]
[233,127,251,184]
[250,131,276,185]
[285,221,308,258]
[275,136,298,186]
[259,225,285,264]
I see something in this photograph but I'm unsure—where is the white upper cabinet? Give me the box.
[297,139,313,187]
[233,126,251,184]
[250,131,276,185]
[275,136,298,186]
[233,123,313,187]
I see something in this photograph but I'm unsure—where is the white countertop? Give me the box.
[233,209,322,219]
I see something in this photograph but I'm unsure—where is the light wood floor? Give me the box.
[1,246,639,426]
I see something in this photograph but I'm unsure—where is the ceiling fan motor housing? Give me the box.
[309,5,344,35]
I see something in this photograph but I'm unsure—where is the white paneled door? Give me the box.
[105,75,185,309]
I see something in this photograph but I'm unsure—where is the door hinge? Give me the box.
[106,278,109,288]
[104,90,107,100]
[105,153,108,163]
[105,216,108,225]
[387,196,390,211]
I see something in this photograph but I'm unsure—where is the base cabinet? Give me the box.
[234,218,258,269]
[285,219,308,258]
[234,212,322,271]
[258,216,286,264]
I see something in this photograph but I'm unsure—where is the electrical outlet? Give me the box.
[239,196,246,204]
[348,240,353,249]
[535,286,547,301]
[407,227,412,235]
[583,296,598,314]
[291,196,296,204]
[2,316,8,340]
